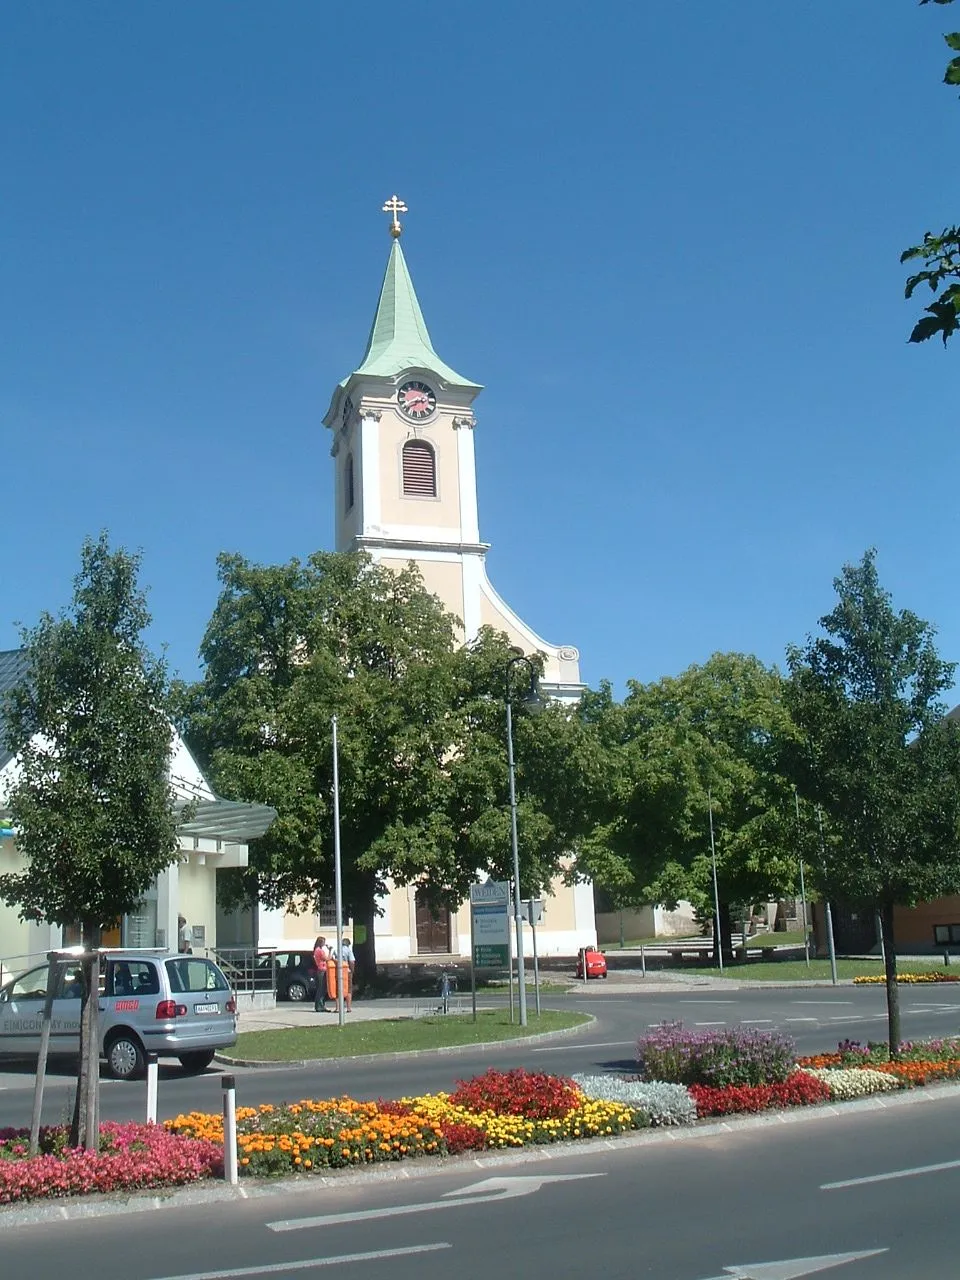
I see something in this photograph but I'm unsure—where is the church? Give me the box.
[256,198,597,962]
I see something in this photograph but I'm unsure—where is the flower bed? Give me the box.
[8,1034,960,1206]
[0,1122,221,1205]
[636,1022,795,1087]
[853,972,960,984]
[166,1069,643,1176]
[688,1072,831,1118]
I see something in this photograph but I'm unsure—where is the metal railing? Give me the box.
[207,946,279,995]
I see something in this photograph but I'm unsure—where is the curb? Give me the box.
[5,1077,960,1229]
[215,1013,597,1070]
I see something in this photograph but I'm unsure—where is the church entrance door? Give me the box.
[415,891,451,954]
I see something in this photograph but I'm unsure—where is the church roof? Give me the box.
[349,240,480,389]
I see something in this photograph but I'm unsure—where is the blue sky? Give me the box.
[2,2,958,700]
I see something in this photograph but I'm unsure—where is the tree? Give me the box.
[581,654,801,963]
[901,0,960,344]
[179,550,601,984]
[785,550,960,1054]
[0,535,181,1147]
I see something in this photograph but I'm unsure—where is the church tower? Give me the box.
[323,197,582,700]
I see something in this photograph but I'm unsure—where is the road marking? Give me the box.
[268,1174,604,1231]
[791,1001,854,1006]
[696,1248,887,1278]
[695,1022,727,1027]
[830,1015,864,1021]
[676,1000,738,1005]
[823,1158,960,1189]
[741,1019,773,1025]
[148,1242,451,1280]
[532,1040,633,1053]
[784,1018,818,1023]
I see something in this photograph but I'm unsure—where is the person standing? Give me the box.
[329,937,353,1012]
[312,936,329,1013]
[178,915,192,954]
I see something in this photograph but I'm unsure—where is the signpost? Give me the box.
[524,899,544,1015]
[469,881,510,1023]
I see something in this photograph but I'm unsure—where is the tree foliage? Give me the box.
[581,654,800,959]
[0,534,180,1146]
[178,550,601,981]
[785,549,960,1052]
[902,0,960,344]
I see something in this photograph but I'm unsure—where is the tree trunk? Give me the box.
[70,924,101,1151]
[352,881,379,994]
[711,901,735,966]
[880,899,900,1058]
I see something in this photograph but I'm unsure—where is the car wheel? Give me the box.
[105,1031,146,1081]
[285,978,308,1002]
[178,1050,216,1073]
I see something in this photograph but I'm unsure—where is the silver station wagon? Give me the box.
[0,950,237,1080]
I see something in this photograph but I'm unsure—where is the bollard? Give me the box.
[640,943,646,979]
[221,1073,238,1185]
[945,950,951,967]
[145,1053,159,1125]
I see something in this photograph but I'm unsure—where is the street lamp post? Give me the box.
[331,715,345,1027]
[505,655,539,1029]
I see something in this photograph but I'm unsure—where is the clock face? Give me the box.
[397,381,436,420]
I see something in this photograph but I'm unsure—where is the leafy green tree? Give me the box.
[785,550,960,1053]
[902,0,960,344]
[0,535,181,1147]
[179,550,600,984]
[582,654,800,962]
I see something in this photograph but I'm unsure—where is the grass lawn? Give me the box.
[232,1009,591,1061]
[682,957,959,982]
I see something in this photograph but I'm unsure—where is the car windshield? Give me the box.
[165,958,230,994]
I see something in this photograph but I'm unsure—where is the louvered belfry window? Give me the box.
[402,440,436,497]
[344,454,355,512]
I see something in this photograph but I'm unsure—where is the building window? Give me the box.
[934,924,960,944]
[315,894,345,928]
[402,440,436,497]
[344,454,355,512]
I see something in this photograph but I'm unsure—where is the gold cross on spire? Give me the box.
[382,194,408,239]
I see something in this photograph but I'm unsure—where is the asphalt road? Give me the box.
[1,984,960,1128]
[5,1088,960,1278]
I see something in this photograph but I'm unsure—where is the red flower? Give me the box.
[450,1069,581,1121]
[688,1072,830,1119]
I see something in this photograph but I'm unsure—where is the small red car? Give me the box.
[576,946,607,979]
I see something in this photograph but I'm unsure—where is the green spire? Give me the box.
[352,241,480,388]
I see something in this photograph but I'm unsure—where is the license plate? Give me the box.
[194,1002,219,1014]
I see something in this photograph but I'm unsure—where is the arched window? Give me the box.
[402,440,436,497]
[344,453,354,512]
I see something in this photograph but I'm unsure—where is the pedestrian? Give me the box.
[312,936,329,1012]
[328,936,354,1012]
[178,915,192,954]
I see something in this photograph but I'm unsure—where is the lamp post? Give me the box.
[331,715,345,1027]
[505,654,540,1029]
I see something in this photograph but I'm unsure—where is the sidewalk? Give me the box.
[237,994,491,1035]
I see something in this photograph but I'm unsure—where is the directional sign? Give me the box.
[470,881,510,967]
[268,1173,605,1232]
[696,1249,888,1280]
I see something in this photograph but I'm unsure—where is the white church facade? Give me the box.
[257,199,596,961]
